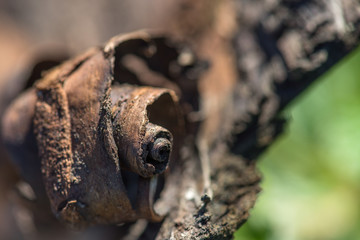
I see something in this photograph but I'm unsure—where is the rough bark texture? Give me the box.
[0,0,360,239]
[231,0,360,160]
[156,1,360,239]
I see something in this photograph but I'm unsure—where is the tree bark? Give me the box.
[156,1,360,239]
[0,0,360,239]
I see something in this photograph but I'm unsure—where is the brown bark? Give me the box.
[0,0,360,239]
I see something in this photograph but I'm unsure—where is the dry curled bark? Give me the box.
[0,0,360,239]
[2,31,199,229]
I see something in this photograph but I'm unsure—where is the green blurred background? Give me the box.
[235,48,360,240]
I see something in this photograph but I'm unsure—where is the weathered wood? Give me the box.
[231,0,360,160]
[155,0,360,239]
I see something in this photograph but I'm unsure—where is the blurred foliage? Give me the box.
[235,47,360,240]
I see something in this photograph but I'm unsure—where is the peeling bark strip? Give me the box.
[1,31,197,228]
[111,86,179,178]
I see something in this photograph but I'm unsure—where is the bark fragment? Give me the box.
[1,31,193,228]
